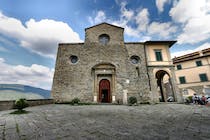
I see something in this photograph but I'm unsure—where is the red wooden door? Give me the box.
[99,79,110,103]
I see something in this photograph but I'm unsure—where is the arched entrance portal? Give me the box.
[156,70,175,102]
[99,79,111,103]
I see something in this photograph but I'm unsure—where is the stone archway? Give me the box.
[99,79,111,103]
[92,63,116,103]
[156,70,175,102]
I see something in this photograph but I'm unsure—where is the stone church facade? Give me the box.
[52,23,182,104]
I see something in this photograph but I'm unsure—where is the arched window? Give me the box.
[70,55,78,64]
[99,34,110,45]
[130,55,140,64]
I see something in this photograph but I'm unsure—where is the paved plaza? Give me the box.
[0,104,209,140]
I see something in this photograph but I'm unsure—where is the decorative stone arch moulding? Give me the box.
[91,62,116,103]
[92,62,115,69]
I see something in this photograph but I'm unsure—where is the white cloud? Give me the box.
[171,42,210,58]
[177,15,210,44]
[88,2,140,38]
[0,12,82,58]
[139,36,152,42]
[95,11,106,23]
[88,10,106,25]
[147,22,177,38]
[112,21,140,39]
[0,58,53,90]
[170,0,210,44]
[156,0,170,13]
[112,21,140,38]
[113,3,142,38]
[135,8,149,31]
[124,25,140,38]
[87,2,177,41]
[120,2,134,20]
[170,0,209,23]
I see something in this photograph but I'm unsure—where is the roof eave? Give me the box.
[144,41,177,48]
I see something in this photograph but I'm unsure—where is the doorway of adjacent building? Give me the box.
[156,70,174,102]
[99,79,110,103]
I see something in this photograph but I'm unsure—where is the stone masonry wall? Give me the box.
[125,43,151,103]
[51,23,152,103]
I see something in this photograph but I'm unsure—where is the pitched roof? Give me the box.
[85,22,124,31]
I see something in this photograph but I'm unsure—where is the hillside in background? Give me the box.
[0,84,51,101]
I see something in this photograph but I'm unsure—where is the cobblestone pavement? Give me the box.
[0,104,209,140]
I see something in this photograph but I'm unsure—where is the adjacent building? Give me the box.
[52,23,182,104]
[173,48,210,97]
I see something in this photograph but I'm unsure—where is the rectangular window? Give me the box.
[177,64,182,70]
[154,50,163,61]
[196,60,202,66]
[179,76,186,84]
[199,73,208,82]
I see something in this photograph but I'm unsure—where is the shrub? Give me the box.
[128,96,137,105]
[185,96,193,104]
[15,98,29,111]
[187,96,193,103]
[71,98,80,105]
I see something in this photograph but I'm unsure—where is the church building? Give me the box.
[51,23,182,104]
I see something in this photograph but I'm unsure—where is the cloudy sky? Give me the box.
[0,0,209,90]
